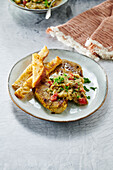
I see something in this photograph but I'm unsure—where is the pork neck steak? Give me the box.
[35,59,87,113]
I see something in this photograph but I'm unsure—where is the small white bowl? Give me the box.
[9,0,68,13]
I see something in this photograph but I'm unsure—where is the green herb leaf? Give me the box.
[50,78,54,81]
[65,85,69,92]
[63,73,67,77]
[53,76,64,84]
[84,77,91,83]
[60,87,64,91]
[84,86,89,92]
[44,0,49,7]
[90,87,97,91]
[78,87,80,90]
[87,96,90,99]
[74,77,77,80]
[77,95,80,99]
[78,82,80,86]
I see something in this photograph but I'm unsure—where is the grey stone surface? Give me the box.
[0,0,113,169]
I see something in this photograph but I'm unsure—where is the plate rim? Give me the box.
[9,0,68,13]
[8,49,108,122]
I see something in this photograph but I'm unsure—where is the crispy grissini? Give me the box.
[12,64,32,90]
[12,46,49,90]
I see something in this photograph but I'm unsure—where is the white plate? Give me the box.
[8,49,108,122]
[9,0,68,13]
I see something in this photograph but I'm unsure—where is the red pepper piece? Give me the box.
[68,73,74,80]
[23,0,27,5]
[48,81,53,86]
[50,93,58,101]
[68,77,74,80]
[74,83,78,89]
[69,73,74,77]
[78,98,87,105]
[80,87,85,92]
[66,83,69,86]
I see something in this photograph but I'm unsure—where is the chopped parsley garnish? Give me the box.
[90,87,97,91]
[77,95,80,99]
[63,73,67,77]
[87,96,90,99]
[78,87,80,90]
[84,77,91,83]
[84,86,89,92]
[65,86,69,92]
[50,78,54,81]
[77,82,80,86]
[60,87,64,91]
[44,0,51,7]
[53,76,64,84]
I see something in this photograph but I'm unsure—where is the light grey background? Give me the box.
[0,0,113,169]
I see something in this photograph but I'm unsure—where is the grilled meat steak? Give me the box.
[35,59,87,113]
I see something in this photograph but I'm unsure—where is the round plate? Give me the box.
[9,0,68,13]
[8,49,108,122]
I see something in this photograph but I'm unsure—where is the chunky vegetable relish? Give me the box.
[13,0,62,9]
[46,73,88,105]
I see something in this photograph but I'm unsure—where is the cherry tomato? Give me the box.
[50,93,58,101]
[78,98,87,105]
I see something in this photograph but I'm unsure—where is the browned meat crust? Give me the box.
[35,59,84,113]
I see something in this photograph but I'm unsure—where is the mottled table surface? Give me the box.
[0,0,113,169]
